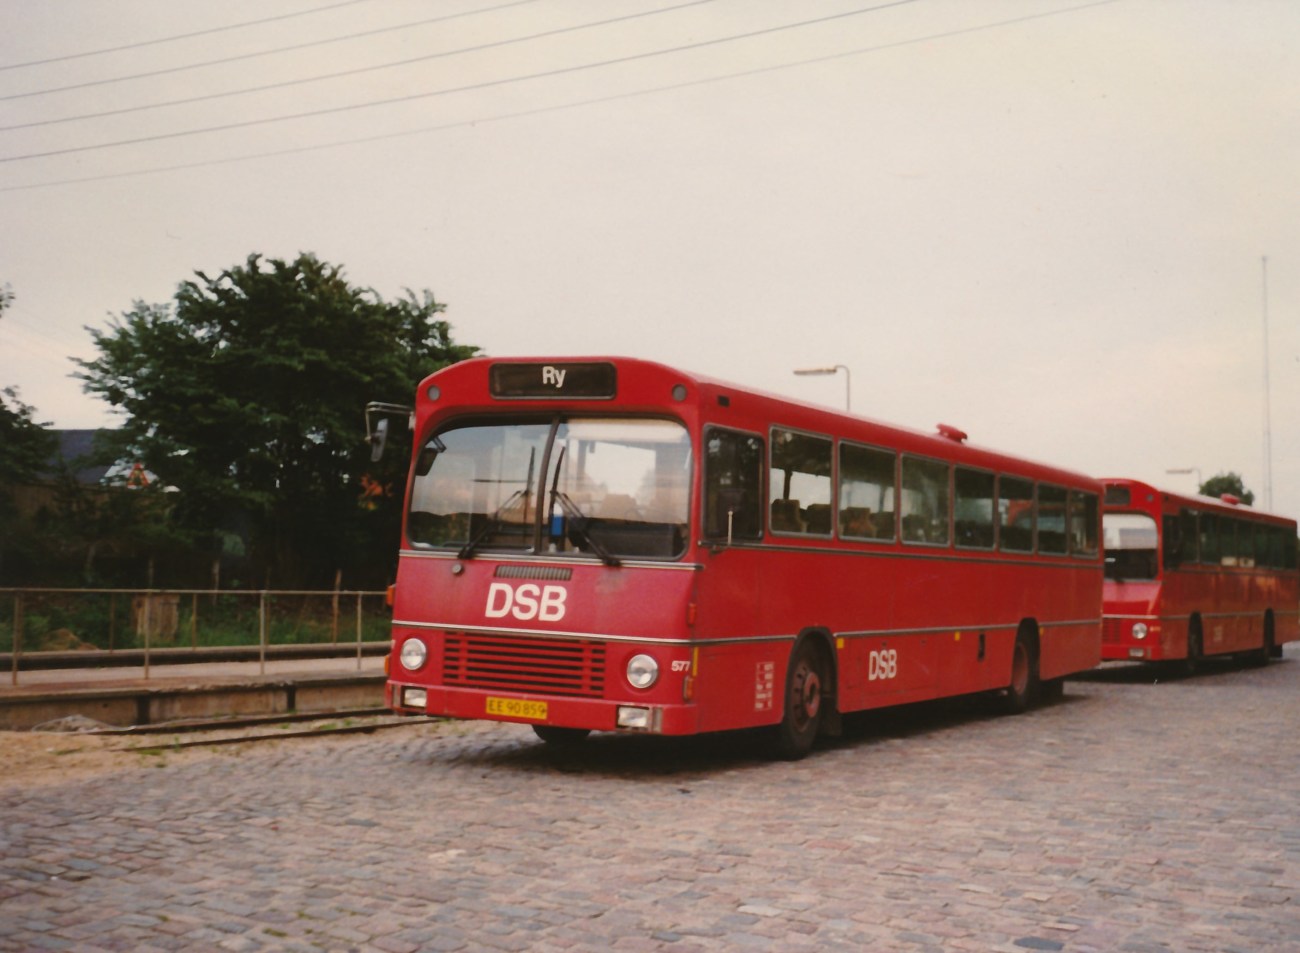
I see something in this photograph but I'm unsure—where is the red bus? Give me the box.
[1102,478,1299,669]
[374,357,1103,758]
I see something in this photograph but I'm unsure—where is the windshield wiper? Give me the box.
[458,448,536,560]
[552,489,621,567]
[457,488,531,560]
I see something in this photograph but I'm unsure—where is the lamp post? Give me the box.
[794,364,851,412]
[1166,467,1202,494]
[1261,255,1273,510]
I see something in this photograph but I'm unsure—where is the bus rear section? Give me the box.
[1102,479,1300,667]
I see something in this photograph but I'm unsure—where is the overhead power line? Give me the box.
[0,0,375,71]
[0,0,716,131]
[0,0,1119,193]
[0,0,919,164]
[0,0,544,103]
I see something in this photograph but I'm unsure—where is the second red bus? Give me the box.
[1102,478,1299,669]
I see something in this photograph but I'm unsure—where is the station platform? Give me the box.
[0,655,388,731]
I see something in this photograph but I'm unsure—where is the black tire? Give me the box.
[1169,619,1203,677]
[1248,615,1274,668]
[773,639,827,760]
[532,725,591,746]
[1001,630,1038,714]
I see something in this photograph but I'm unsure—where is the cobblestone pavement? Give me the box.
[2,646,1298,952]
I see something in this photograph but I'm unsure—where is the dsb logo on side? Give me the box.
[868,648,898,681]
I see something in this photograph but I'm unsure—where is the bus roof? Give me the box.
[421,356,1101,491]
[1102,477,1297,527]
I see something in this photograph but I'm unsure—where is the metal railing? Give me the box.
[3,587,391,685]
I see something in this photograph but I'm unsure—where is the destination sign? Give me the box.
[489,362,617,399]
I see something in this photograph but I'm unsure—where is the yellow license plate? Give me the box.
[485,697,548,721]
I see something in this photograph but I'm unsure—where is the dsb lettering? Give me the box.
[868,649,898,681]
[484,582,567,622]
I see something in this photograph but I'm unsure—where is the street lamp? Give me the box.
[794,364,851,412]
[1166,467,1202,493]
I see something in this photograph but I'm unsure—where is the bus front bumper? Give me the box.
[387,682,701,736]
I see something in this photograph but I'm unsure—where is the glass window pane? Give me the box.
[1220,519,1239,566]
[1199,514,1220,564]
[548,418,692,558]
[901,457,950,545]
[769,428,833,536]
[1038,484,1068,554]
[838,443,896,540]
[704,428,763,540]
[1069,490,1099,557]
[1178,509,1199,564]
[954,468,995,549]
[999,476,1034,552]
[408,421,551,550]
[1103,512,1158,579]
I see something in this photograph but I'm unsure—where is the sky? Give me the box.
[2,0,1298,518]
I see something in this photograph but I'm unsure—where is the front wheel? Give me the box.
[774,640,827,760]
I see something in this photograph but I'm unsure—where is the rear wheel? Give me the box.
[532,725,591,746]
[1002,630,1038,714]
[1248,614,1274,668]
[774,640,827,760]
[1169,619,1203,677]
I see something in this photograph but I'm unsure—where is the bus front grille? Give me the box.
[443,633,606,698]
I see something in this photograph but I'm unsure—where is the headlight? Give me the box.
[1131,623,1148,641]
[626,654,659,689]
[399,638,429,671]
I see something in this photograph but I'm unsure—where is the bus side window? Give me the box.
[1199,513,1220,564]
[999,476,1034,553]
[901,456,950,546]
[1179,508,1199,564]
[1037,484,1067,554]
[704,428,764,541]
[1162,515,1181,568]
[1069,490,1099,557]
[955,467,995,549]
[769,428,833,537]
[838,442,896,541]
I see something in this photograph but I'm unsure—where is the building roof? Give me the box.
[45,430,115,484]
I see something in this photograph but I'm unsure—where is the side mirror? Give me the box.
[364,401,413,462]
[369,418,390,463]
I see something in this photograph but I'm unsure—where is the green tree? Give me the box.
[0,386,56,487]
[1,283,62,582]
[1199,472,1255,506]
[0,283,58,485]
[75,253,478,587]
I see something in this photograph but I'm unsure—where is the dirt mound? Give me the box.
[36,628,100,652]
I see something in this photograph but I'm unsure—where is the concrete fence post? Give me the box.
[356,592,364,670]
[11,592,22,687]
[143,592,151,680]
[259,591,268,676]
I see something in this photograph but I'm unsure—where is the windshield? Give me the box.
[1103,512,1158,580]
[407,417,691,560]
